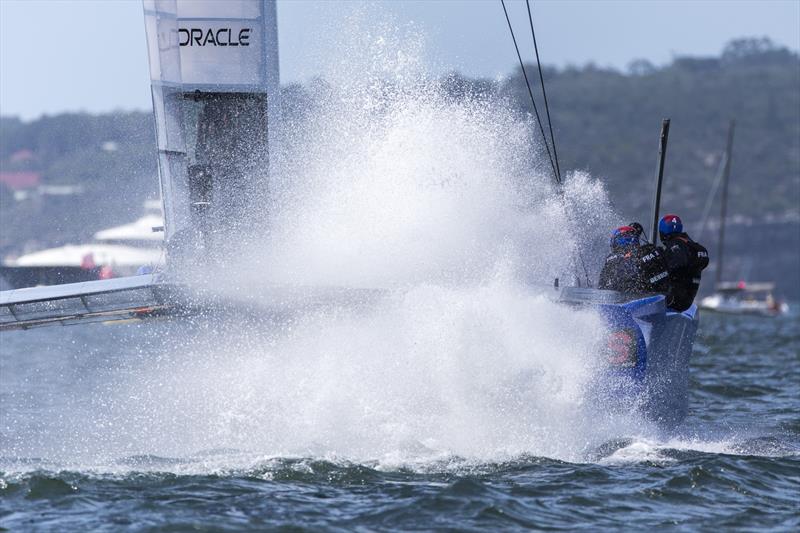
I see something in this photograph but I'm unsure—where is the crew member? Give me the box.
[598,225,670,294]
[658,214,709,311]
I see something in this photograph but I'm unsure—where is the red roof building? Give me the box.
[0,171,41,190]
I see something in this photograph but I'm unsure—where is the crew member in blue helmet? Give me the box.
[598,225,670,294]
[658,214,709,311]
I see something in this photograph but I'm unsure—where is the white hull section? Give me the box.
[699,293,789,317]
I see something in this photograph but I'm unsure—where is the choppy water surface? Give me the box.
[1,309,798,531]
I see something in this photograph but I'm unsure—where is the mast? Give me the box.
[716,120,736,286]
[650,119,671,244]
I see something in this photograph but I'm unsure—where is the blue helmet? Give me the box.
[611,226,639,248]
[659,214,683,238]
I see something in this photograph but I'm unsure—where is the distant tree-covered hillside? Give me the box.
[501,37,800,225]
[0,112,158,251]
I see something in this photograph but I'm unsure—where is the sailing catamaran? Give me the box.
[0,0,701,428]
[697,122,789,316]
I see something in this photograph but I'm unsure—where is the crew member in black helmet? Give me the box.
[598,225,670,294]
[658,214,709,311]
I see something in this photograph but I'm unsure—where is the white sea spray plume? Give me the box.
[2,7,642,471]
[71,276,608,466]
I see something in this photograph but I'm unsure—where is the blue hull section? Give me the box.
[558,287,699,428]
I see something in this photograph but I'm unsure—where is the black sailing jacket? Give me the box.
[598,243,670,295]
[661,233,709,311]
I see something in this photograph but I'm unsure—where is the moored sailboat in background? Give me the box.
[698,121,789,316]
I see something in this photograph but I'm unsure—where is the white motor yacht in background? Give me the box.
[0,200,164,287]
[700,282,789,316]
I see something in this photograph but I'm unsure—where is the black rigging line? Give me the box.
[528,2,589,285]
[500,0,558,185]
[500,0,591,286]
[525,0,561,184]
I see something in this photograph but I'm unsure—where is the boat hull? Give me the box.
[699,293,788,316]
[558,288,699,428]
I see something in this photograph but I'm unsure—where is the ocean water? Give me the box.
[1,308,798,531]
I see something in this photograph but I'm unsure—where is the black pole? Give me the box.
[651,119,671,244]
[716,120,736,286]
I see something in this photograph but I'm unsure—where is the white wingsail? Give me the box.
[143,0,280,265]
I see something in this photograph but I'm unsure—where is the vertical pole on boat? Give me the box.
[716,120,736,286]
[650,119,671,244]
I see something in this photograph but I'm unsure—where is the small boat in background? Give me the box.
[700,281,789,316]
[696,121,788,317]
[0,200,164,288]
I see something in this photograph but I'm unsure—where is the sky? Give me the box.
[1,0,798,121]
